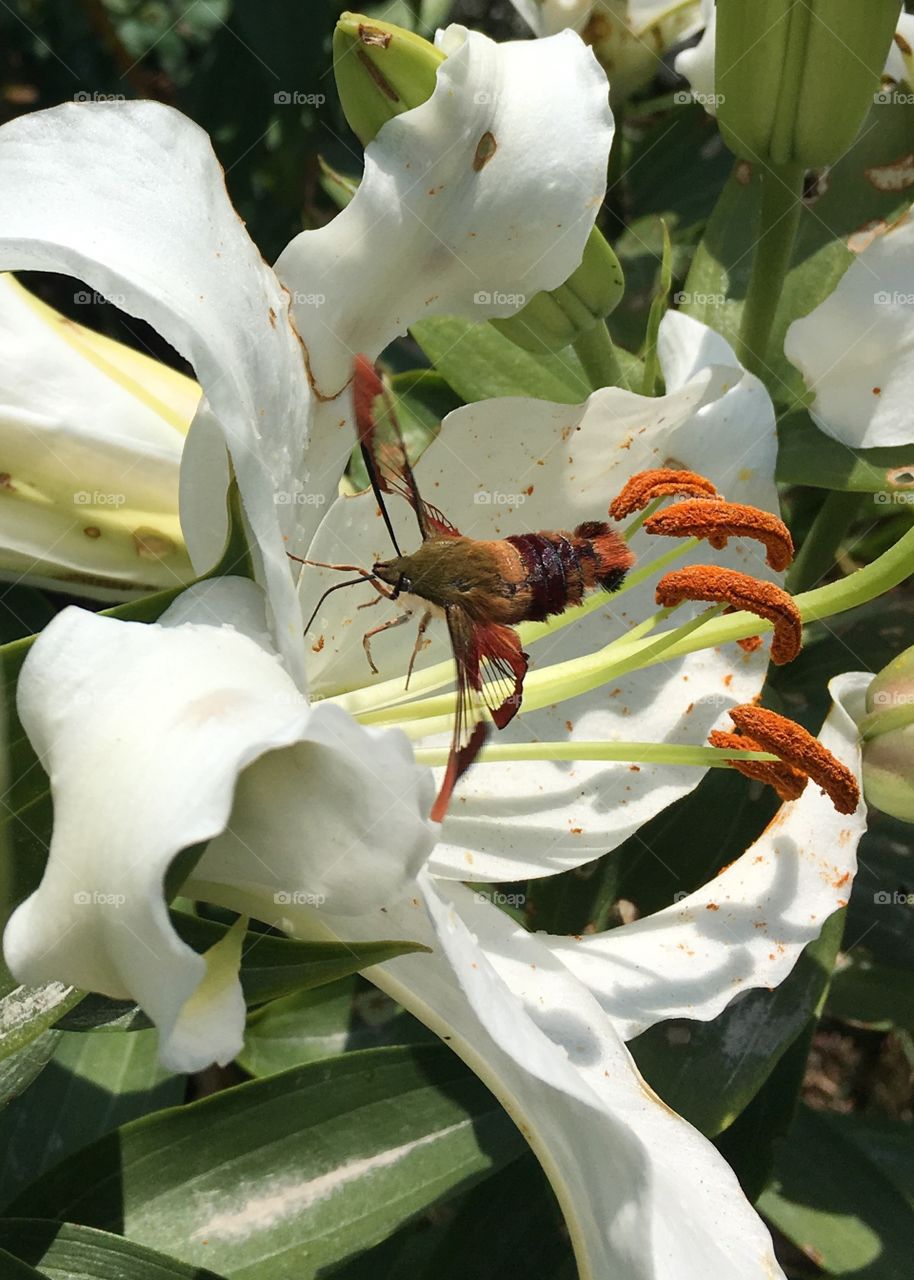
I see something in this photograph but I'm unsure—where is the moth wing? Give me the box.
[430,606,528,823]
[353,354,458,542]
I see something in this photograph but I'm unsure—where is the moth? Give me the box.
[301,355,634,822]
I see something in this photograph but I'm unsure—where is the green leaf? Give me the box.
[0,1031,61,1111]
[777,410,914,491]
[238,977,435,1077]
[0,1029,183,1207]
[827,955,914,1032]
[760,1107,914,1276]
[0,969,80,1104]
[10,1046,525,1279]
[0,1221,226,1280]
[0,1246,46,1279]
[411,316,592,403]
[682,91,914,407]
[640,217,673,394]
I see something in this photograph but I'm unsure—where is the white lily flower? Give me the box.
[0,23,867,1279]
[677,5,914,119]
[511,0,703,102]
[4,308,861,1278]
[784,208,914,448]
[0,272,198,598]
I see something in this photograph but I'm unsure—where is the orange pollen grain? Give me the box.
[727,704,860,815]
[644,500,795,571]
[708,729,808,802]
[609,468,720,519]
[655,566,802,664]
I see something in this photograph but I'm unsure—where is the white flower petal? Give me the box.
[0,102,314,678]
[784,210,914,448]
[0,273,195,596]
[304,314,778,881]
[272,877,784,1280]
[544,686,866,1039]
[674,0,716,111]
[508,0,594,37]
[2,587,435,1071]
[275,26,613,398]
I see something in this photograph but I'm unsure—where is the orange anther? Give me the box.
[644,500,794,572]
[728,704,860,815]
[708,729,808,802]
[609,468,719,520]
[655,566,802,665]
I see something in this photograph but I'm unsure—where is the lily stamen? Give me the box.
[708,728,808,801]
[725,705,861,814]
[655,566,803,665]
[609,467,719,519]
[644,500,795,572]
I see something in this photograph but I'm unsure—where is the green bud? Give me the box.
[491,228,625,355]
[333,12,444,147]
[859,645,914,822]
[716,0,903,168]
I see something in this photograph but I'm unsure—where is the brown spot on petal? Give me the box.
[0,473,15,492]
[473,131,497,172]
[888,466,914,488]
[358,23,392,47]
[311,634,325,653]
[133,528,176,560]
[848,218,889,253]
[83,526,101,539]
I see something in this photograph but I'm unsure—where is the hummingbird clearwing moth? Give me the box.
[299,354,634,823]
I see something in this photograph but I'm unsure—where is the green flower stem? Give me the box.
[572,320,625,391]
[414,742,778,768]
[786,489,867,594]
[331,538,699,717]
[372,605,724,735]
[736,163,805,378]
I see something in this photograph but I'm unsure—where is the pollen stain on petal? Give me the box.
[83,526,101,539]
[133,528,176,560]
[473,131,497,172]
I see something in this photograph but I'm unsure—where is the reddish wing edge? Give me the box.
[431,608,529,823]
[353,353,457,542]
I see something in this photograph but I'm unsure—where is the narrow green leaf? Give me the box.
[760,1107,914,1276]
[0,1221,226,1280]
[777,410,914,492]
[10,1045,525,1279]
[0,1029,183,1207]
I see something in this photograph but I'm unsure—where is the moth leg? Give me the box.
[405,610,434,690]
[362,611,413,676]
[358,593,387,611]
